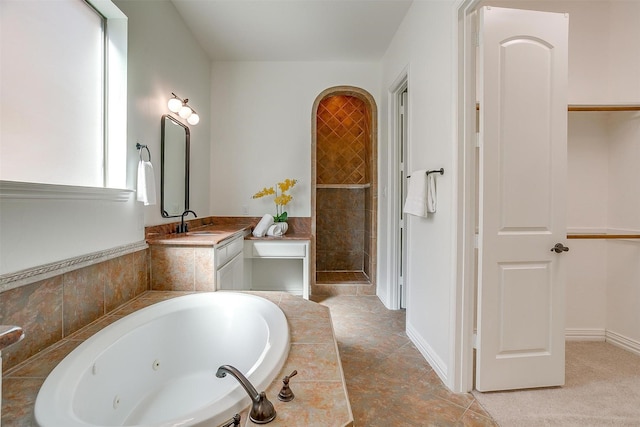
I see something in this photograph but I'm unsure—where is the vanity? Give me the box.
[152,116,311,297]
[146,217,311,298]
[244,238,310,299]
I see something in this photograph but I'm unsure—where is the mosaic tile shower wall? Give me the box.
[316,95,372,277]
[316,95,369,184]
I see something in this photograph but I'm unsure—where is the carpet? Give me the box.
[473,341,640,426]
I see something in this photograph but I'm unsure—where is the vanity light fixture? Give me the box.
[167,92,200,126]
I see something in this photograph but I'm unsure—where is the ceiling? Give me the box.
[170,0,413,61]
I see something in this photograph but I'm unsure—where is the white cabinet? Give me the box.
[216,251,244,290]
[215,234,245,291]
[244,240,310,299]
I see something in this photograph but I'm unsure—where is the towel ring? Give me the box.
[136,143,151,162]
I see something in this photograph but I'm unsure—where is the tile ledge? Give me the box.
[0,241,148,292]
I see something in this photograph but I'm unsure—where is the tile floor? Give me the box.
[313,295,498,427]
[316,271,370,284]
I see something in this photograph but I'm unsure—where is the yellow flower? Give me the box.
[274,194,292,207]
[252,186,275,199]
[278,178,297,193]
[253,178,297,222]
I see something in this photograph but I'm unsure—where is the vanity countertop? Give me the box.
[146,225,251,246]
[145,216,312,246]
[244,230,311,241]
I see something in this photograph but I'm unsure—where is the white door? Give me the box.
[476,6,569,392]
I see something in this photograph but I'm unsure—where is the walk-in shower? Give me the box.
[311,87,377,296]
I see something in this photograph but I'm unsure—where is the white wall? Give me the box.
[115,0,211,226]
[606,112,640,348]
[379,1,458,384]
[566,113,609,336]
[487,0,637,104]
[0,0,211,275]
[209,61,380,217]
[608,1,640,103]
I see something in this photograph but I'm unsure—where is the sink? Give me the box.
[186,231,224,236]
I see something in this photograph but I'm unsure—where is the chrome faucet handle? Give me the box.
[219,414,241,427]
[277,369,298,402]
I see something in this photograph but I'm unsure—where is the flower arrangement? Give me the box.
[252,178,298,222]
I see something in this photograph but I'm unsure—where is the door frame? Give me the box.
[452,0,482,393]
[387,69,409,310]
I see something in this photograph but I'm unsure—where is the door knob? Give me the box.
[550,243,569,253]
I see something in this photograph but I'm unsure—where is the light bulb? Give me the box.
[167,97,182,113]
[187,113,200,125]
[179,105,192,118]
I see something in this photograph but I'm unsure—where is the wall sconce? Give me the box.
[167,92,200,125]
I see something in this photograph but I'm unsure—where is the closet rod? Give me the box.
[567,234,640,240]
[568,104,640,112]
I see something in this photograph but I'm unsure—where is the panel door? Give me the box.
[476,6,569,392]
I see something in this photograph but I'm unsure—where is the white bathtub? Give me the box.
[35,292,290,427]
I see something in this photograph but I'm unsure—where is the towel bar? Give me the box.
[407,168,444,178]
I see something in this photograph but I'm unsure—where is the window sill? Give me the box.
[0,181,133,202]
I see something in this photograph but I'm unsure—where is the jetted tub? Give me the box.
[34,292,290,427]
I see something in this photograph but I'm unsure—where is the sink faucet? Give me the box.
[216,365,276,424]
[177,210,197,233]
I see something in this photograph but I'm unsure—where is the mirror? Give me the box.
[161,114,190,217]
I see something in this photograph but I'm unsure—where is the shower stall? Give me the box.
[311,87,377,296]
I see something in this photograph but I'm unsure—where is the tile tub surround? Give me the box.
[1,291,352,427]
[0,249,148,374]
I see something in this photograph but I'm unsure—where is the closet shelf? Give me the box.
[568,104,640,112]
[476,103,640,111]
[567,234,640,240]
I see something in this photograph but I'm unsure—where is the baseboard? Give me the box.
[406,322,448,383]
[606,330,640,356]
[565,328,640,356]
[565,328,606,341]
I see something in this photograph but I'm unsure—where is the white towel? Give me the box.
[136,160,156,206]
[426,172,437,213]
[403,170,428,217]
[253,214,274,237]
[266,222,289,237]
[267,224,283,236]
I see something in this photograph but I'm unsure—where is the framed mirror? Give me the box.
[160,114,190,217]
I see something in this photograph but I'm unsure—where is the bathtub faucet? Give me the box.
[177,210,197,233]
[216,365,276,424]
[220,413,241,427]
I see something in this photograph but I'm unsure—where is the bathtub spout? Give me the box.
[216,365,276,424]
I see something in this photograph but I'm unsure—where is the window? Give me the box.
[0,0,127,189]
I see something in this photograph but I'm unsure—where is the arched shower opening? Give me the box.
[311,86,377,296]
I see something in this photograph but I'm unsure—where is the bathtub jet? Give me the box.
[216,364,276,424]
[34,292,289,427]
